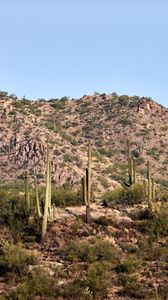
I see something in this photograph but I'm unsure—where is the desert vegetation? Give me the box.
[0,92,168,299]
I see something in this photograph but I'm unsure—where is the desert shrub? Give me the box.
[123,184,145,204]
[0,193,28,242]
[100,178,110,189]
[51,98,67,110]
[121,243,137,254]
[117,273,149,299]
[156,178,168,188]
[59,261,113,299]
[158,284,168,300]
[102,187,124,203]
[118,95,129,105]
[71,217,84,235]
[13,99,31,109]
[146,244,168,262]
[66,239,120,264]
[9,267,55,299]
[121,117,132,125]
[86,261,112,298]
[140,203,168,239]
[102,184,145,205]
[130,208,153,221]
[0,91,8,97]
[59,278,93,300]
[115,255,142,274]
[136,157,145,165]
[95,215,113,226]
[0,189,41,242]
[98,147,116,157]
[0,243,37,277]
[52,187,82,207]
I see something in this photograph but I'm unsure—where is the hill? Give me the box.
[0,91,168,194]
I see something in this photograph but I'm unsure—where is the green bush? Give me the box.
[59,278,93,300]
[66,239,120,264]
[117,273,148,299]
[102,184,145,205]
[59,261,113,299]
[115,255,142,274]
[9,267,55,299]
[86,261,112,298]
[158,284,168,300]
[71,217,84,235]
[140,203,168,239]
[95,215,113,226]
[121,117,132,126]
[0,188,41,242]
[0,193,28,242]
[52,187,82,207]
[0,243,37,277]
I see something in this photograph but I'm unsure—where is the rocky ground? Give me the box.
[0,201,168,299]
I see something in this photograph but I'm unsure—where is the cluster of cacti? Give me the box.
[126,140,156,208]
[82,139,92,223]
[22,136,159,241]
[23,142,52,241]
[127,139,136,185]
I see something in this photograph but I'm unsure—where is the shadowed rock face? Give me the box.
[0,93,168,192]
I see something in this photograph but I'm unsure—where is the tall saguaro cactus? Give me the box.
[24,170,30,212]
[82,140,92,223]
[147,160,152,209]
[127,140,136,185]
[87,139,91,207]
[151,177,155,202]
[133,158,137,185]
[34,176,42,218]
[82,175,87,206]
[41,142,51,241]
[48,159,52,215]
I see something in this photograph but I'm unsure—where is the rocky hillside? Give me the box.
[0,91,168,194]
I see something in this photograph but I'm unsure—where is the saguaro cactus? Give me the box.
[151,177,155,202]
[41,142,51,241]
[34,175,42,218]
[82,140,92,223]
[48,159,52,215]
[143,179,148,197]
[127,140,136,185]
[147,160,152,209]
[82,175,87,206]
[24,170,30,212]
[133,158,137,185]
[87,139,91,206]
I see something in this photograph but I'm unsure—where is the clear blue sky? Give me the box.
[0,0,168,107]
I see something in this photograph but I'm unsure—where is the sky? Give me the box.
[0,0,168,107]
